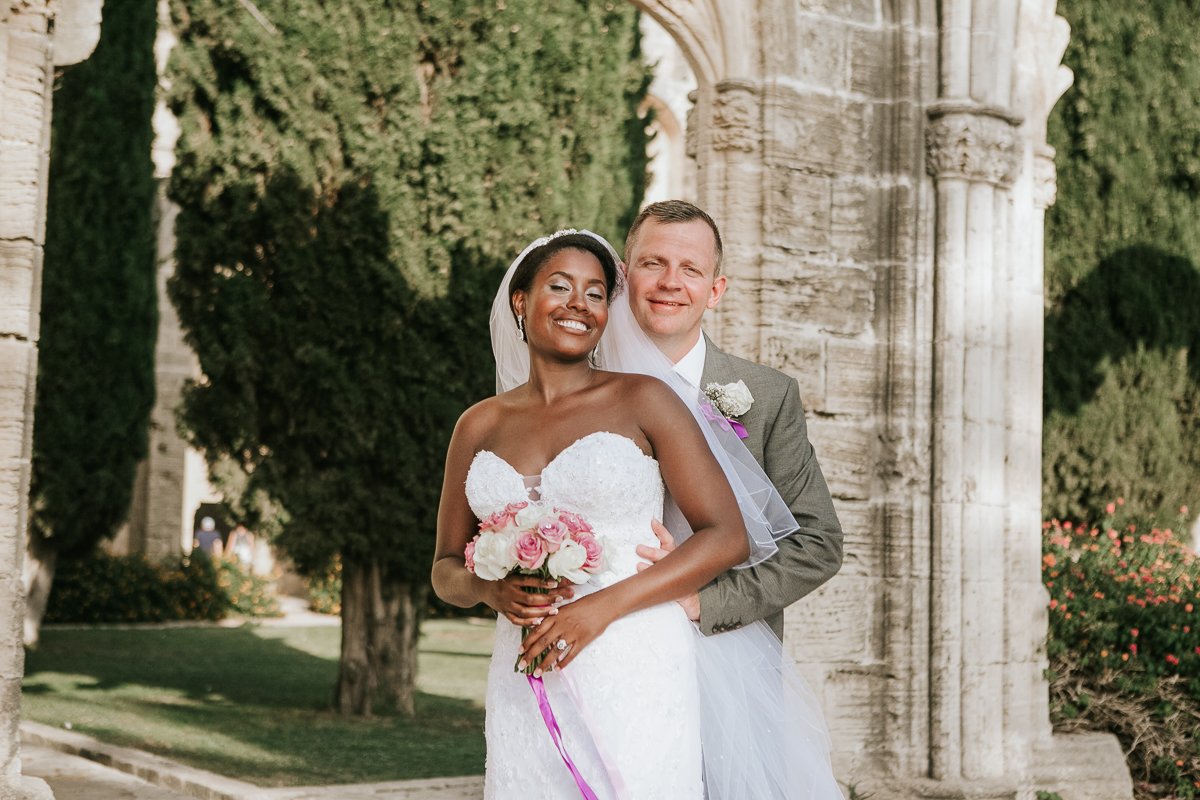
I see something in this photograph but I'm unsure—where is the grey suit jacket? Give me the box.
[696,335,843,640]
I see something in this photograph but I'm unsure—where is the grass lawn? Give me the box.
[22,618,495,786]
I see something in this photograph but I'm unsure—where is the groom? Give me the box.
[628,200,843,640]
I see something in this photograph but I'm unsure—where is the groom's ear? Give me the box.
[706,275,728,310]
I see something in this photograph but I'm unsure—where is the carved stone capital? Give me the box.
[925,102,1023,187]
[1033,146,1058,209]
[711,80,760,153]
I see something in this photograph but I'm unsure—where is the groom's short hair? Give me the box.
[624,200,724,276]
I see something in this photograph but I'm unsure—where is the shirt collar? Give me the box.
[672,333,707,390]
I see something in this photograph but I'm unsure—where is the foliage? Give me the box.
[45,551,279,624]
[30,0,159,557]
[1044,503,1198,677]
[1045,1,1200,522]
[306,556,341,616]
[22,622,492,784]
[166,0,651,583]
[1044,503,1200,798]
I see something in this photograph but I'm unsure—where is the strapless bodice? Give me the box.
[465,431,665,585]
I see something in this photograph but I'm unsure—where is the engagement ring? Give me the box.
[555,639,569,652]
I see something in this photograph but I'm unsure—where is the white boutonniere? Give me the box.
[702,381,753,439]
[704,380,754,418]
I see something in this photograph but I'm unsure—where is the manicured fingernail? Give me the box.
[547,581,558,588]
[548,607,558,615]
[517,659,527,670]
[533,668,542,678]
[554,595,564,603]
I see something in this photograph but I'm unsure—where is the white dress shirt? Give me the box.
[672,333,707,401]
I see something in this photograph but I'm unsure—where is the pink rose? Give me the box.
[572,530,603,572]
[559,511,592,535]
[515,531,547,570]
[537,518,568,552]
[464,535,479,573]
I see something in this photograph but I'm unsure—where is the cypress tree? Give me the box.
[25,0,159,643]
[167,1,650,715]
[1044,1,1200,522]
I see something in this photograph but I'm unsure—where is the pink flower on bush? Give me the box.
[515,531,547,570]
[1166,654,1180,666]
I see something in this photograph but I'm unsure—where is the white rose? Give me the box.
[721,380,753,416]
[513,502,545,531]
[546,538,590,584]
[472,530,518,581]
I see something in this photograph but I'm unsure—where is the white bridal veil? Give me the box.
[489,229,843,799]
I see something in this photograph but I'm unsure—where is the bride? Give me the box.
[432,230,842,799]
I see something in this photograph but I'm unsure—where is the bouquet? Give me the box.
[466,501,604,672]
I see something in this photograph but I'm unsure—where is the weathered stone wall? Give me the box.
[0,3,102,797]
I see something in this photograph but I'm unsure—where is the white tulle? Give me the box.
[487,229,844,799]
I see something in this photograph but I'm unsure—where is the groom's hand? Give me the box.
[635,520,701,622]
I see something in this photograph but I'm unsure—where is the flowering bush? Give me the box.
[1044,500,1199,679]
[1044,500,1200,798]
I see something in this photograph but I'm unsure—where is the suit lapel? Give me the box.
[700,332,738,388]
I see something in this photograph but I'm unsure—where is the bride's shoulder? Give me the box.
[597,370,673,397]
[598,371,685,411]
[452,395,509,442]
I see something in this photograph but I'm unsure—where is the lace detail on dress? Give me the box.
[465,431,702,800]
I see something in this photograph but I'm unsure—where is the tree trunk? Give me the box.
[22,539,56,648]
[334,556,421,716]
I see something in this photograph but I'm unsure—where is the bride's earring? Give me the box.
[516,315,526,342]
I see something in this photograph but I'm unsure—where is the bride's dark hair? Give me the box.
[507,233,622,319]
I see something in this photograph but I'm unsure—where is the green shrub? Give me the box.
[45,551,279,624]
[1045,1,1200,522]
[31,0,158,559]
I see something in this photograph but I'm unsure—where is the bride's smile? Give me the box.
[512,247,609,359]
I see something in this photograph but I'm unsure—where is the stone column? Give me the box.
[691,79,766,358]
[925,100,1026,783]
[0,3,102,797]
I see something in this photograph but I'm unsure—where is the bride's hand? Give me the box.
[484,574,573,627]
[517,594,614,674]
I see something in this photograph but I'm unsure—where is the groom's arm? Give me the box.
[696,377,843,636]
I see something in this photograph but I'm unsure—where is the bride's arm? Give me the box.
[519,377,750,670]
[431,406,563,624]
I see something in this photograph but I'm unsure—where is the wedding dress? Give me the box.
[467,430,704,799]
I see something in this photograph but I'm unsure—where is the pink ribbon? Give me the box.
[700,401,749,440]
[527,675,601,799]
